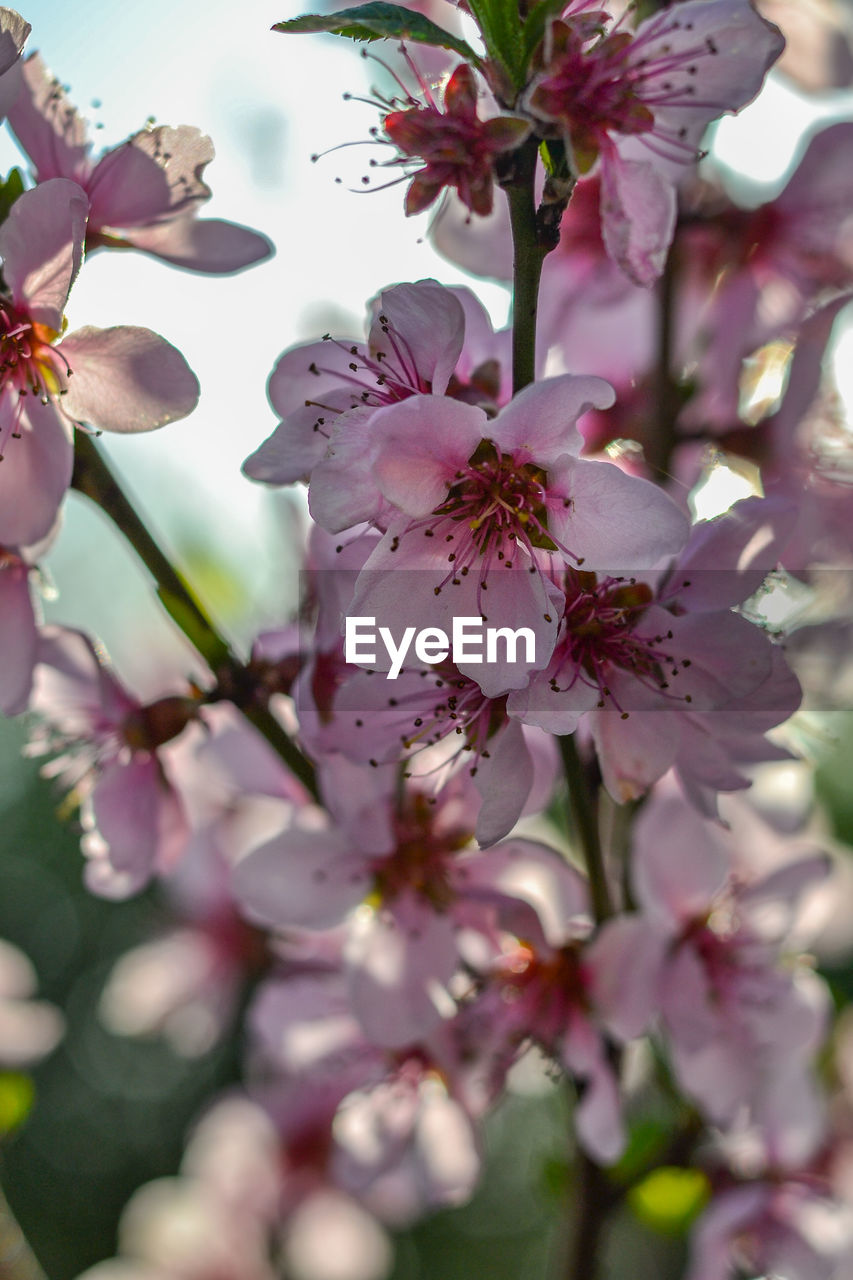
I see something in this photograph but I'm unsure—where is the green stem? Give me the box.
[563,1151,615,1280]
[506,137,549,395]
[72,433,221,651]
[558,734,613,923]
[0,1184,47,1280]
[71,433,318,800]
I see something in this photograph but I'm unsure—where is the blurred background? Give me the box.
[3,0,853,1275]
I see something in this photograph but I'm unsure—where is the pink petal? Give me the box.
[0,9,29,80]
[367,280,466,397]
[561,1014,625,1163]
[550,455,688,569]
[3,52,91,182]
[459,837,589,945]
[111,215,273,275]
[586,915,665,1041]
[590,706,680,802]
[473,719,535,846]
[308,405,394,532]
[31,625,136,734]
[232,829,370,931]
[60,325,200,433]
[670,495,799,610]
[0,177,87,326]
[491,374,614,463]
[92,756,185,878]
[631,793,728,926]
[370,395,487,517]
[599,149,676,287]
[86,125,213,230]
[0,395,73,546]
[0,559,37,715]
[345,895,457,1046]
[242,390,360,486]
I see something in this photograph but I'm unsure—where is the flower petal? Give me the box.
[112,215,273,275]
[0,177,87,326]
[60,326,200,433]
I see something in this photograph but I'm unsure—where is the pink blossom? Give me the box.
[248,966,482,1221]
[1,51,273,273]
[338,376,687,696]
[687,1180,853,1280]
[382,63,530,217]
[243,279,510,492]
[508,495,796,734]
[28,627,196,896]
[0,179,200,546]
[621,787,831,1139]
[523,0,784,284]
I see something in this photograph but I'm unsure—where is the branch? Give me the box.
[71,433,318,799]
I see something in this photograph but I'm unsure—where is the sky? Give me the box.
[1,0,851,691]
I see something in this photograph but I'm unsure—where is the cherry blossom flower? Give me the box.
[76,1097,283,1280]
[242,279,510,493]
[248,964,482,1221]
[687,1179,853,1280]
[618,787,831,1137]
[337,376,688,696]
[28,627,197,897]
[522,0,785,284]
[381,63,530,217]
[1,51,273,273]
[450,844,654,1163]
[508,495,795,733]
[0,178,200,547]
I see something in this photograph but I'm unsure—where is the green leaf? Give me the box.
[0,1072,35,1136]
[521,0,568,63]
[155,586,230,672]
[0,167,25,225]
[628,1166,711,1236]
[467,0,526,90]
[273,3,481,65]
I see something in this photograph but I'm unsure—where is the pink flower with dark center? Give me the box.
[0,178,200,547]
[687,1180,853,1280]
[1,51,273,274]
[29,627,197,897]
[524,0,784,283]
[233,772,583,1046]
[620,788,831,1134]
[339,376,688,695]
[243,279,510,495]
[382,63,531,217]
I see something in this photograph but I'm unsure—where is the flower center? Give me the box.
[532,24,655,166]
[548,571,690,715]
[413,439,563,605]
[372,791,472,909]
[0,300,72,457]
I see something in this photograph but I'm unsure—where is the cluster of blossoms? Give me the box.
[4,1,853,1278]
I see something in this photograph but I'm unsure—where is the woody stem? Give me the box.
[71,433,318,800]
